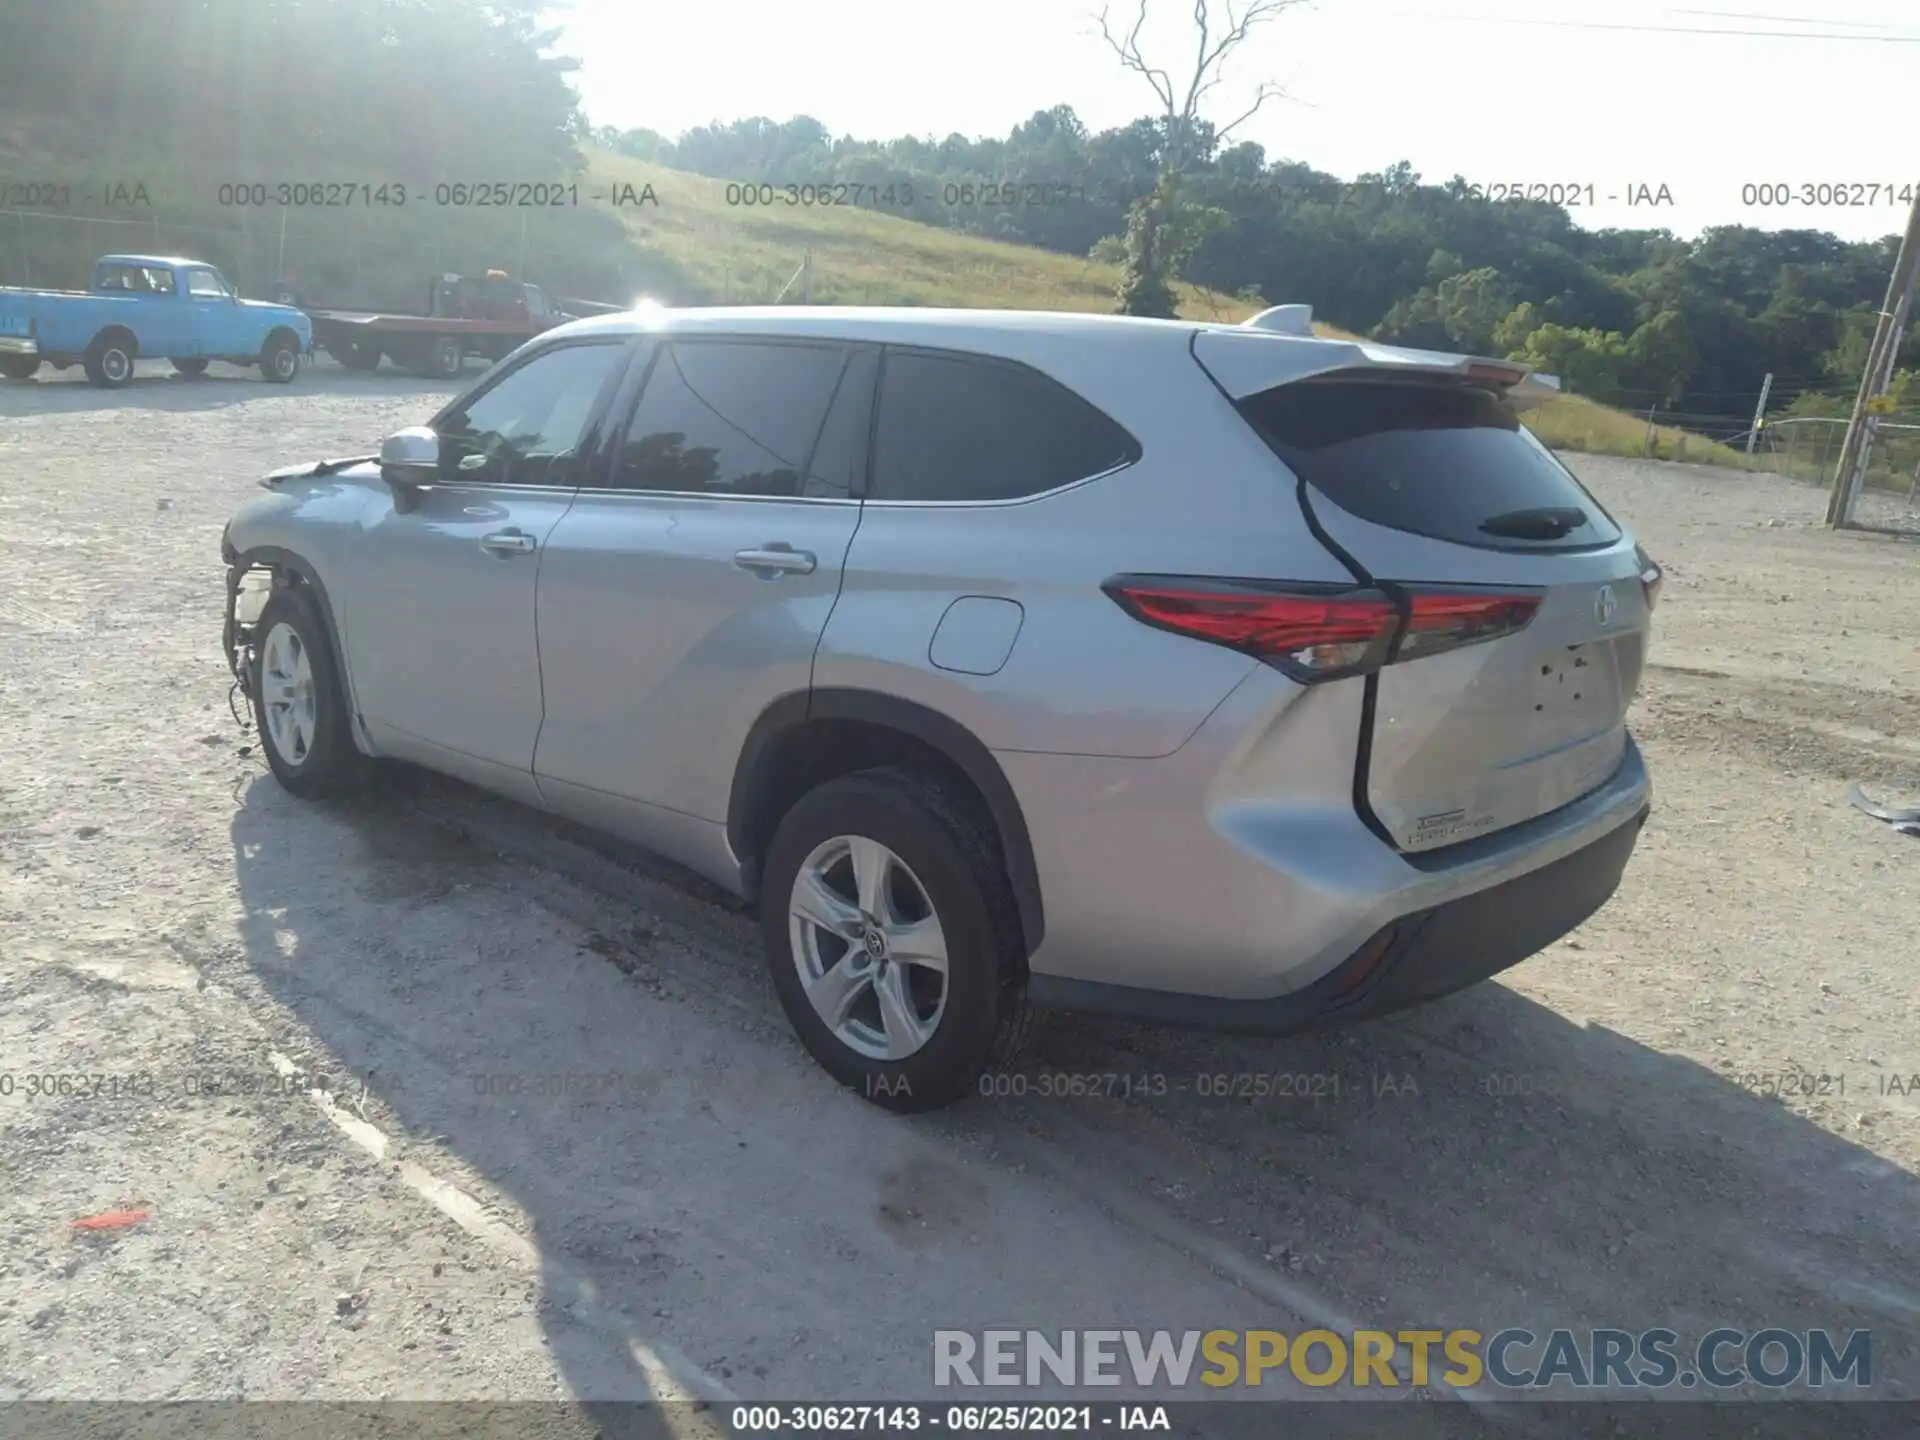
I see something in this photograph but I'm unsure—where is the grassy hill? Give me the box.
[582,150,1255,319]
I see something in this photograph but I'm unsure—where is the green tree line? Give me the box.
[604,111,1914,426]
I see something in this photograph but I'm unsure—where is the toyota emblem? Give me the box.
[1594,584,1618,627]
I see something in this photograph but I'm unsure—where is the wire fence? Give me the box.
[1751,414,1920,534]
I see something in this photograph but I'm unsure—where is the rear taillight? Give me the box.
[1395,591,1543,663]
[1634,545,1663,612]
[1103,577,1541,683]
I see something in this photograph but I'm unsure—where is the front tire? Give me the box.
[336,340,382,372]
[260,333,301,384]
[171,357,210,378]
[760,767,1030,1112]
[0,354,39,381]
[250,586,367,798]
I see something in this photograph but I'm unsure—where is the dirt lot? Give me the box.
[2,362,1918,1433]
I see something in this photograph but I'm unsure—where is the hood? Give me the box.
[239,298,311,325]
[261,455,378,490]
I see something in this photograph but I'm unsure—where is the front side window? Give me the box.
[869,349,1138,502]
[609,340,849,496]
[435,341,630,487]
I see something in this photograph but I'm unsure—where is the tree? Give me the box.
[1096,0,1308,314]
[1511,325,1631,405]
[1493,301,1545,357]
[1435,267,1518,354]
[1626,311,1698,407]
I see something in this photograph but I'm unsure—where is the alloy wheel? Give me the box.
[259,621,318,765]
[788,835,950,1060]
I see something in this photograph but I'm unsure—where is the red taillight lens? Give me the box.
[1634,545,1663,612]
[1396,590,1544,663]
[1104,577,1541,682]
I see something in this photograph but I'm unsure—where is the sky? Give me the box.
[555,0,1920,244]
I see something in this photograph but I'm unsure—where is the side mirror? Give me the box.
[379,426,441,509]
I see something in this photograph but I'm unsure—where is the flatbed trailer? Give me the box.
[308,271,582,377]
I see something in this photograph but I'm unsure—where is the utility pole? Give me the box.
[1745,372,1773,455]
[1827,185,1920,527]
[1856,259,1920,483]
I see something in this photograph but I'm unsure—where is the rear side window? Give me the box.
[612,340,848,496]
[870,349,1138,502]
[1239,376,1621,549]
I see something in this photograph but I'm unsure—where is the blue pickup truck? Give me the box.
[0,255,313,388]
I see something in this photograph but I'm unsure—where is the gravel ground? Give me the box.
[1,362,1917,1432]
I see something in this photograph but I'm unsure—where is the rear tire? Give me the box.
[171,357,210,378]
[760,766,1031,1112]
[259,333,301,384]
[0,354,39,381]
[249,585,368,799]
[83,334,136,388]
[427,335,463,378]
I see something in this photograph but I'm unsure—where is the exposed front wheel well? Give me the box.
[728,696,1045,962]
[223,548,361,749]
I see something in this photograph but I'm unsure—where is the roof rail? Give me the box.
[1241,304,1315,336]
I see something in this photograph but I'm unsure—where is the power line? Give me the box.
[1474,16,1920,40]
[1670,9,1920,33]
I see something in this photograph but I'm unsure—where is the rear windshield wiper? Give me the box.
[1479,506,1586,540]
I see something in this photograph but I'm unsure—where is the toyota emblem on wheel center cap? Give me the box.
[1594,584,1617,627]
[863,927,887,959]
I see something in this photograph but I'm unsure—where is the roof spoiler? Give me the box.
[1241,304,1315,337]
[1506,370,1561,412]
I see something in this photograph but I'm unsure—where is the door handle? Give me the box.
[480,529,536,557]
[733,545,817,576]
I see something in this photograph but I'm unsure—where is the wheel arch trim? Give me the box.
[728,688,1045,954]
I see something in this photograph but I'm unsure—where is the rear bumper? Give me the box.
[0,335,39,357]
[1028,801,1648,1033]
[1003,661,1652,1009]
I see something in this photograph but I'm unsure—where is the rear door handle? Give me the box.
[480,529,536,557]
[733,545,816,577]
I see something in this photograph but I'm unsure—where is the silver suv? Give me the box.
[221,304,1656,1111]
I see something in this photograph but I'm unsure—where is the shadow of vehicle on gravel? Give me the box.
[227,767,1920,1438]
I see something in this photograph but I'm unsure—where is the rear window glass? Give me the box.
[1238,376,1621,549]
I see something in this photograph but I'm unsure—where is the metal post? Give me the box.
[1828,183,1920,527]
[277,208,287,279]
[1644,406,1658,455]
[802,251,813,304]
[1745,372,1772,455]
